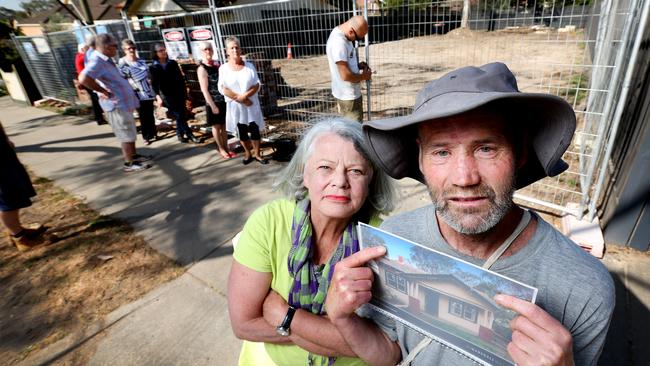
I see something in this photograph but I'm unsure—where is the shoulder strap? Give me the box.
[482,210,531,270]
[397,338,431,366]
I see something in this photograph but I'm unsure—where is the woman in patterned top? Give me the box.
[118,39,157,145]
[197,41,234,159]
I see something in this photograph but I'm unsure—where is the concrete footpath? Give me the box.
[1,96,281,365]
[2,96,649,365]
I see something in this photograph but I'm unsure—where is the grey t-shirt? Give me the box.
[366,205,615,366]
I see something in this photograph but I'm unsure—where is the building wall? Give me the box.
[0,67,29,103]
[16,24,44,37]
[437,296,480,335]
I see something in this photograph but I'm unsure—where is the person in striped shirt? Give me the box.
[79,33,152,172]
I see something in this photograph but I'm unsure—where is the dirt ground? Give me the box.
[0,173,184,365]
[273,28,586,113]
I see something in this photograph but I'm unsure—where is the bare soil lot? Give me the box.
[269,28,588,212]
[273,28,587,115]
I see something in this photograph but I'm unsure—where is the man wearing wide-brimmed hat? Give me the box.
[325,63,615,366]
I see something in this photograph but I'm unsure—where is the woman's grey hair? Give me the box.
[273,117,396,215]
[121,39,135,48]
[225,36,240,47]
[201,41,213,50]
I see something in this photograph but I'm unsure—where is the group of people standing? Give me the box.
[197,37,268,164]
[74,33,269,172]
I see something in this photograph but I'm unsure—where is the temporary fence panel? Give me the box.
[581,0,650,221]
[12,34,77,102]
[213,0,359,139]
[11,0,648,218]
[359,0,647,217]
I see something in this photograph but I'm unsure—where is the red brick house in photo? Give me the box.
[374,258,500,341]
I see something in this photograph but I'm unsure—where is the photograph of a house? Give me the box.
[358,223,538,366]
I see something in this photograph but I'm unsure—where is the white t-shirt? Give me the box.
[326,27,361,101]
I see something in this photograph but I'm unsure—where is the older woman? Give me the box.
[218,37,267,165]
[149,43,199,144]
[118,39,157,145]
[197,41,233,159]
[228,118,395,366]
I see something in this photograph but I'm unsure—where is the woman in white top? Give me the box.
[218,37,268,165]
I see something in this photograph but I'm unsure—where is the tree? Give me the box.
[409,246,457,273]
[0,20,22,72]
[19,0,57,17]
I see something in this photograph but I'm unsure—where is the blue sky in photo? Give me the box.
[359,223,537,302]
[1,0,23,11]
[361,224,485,277]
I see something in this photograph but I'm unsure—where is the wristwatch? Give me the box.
[276,305,297,336]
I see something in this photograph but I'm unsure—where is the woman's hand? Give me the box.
[209,103,219,114]
[325,246,402,366]
[235,94,252,106]
[155,95,164,108]
[262,290,289,327]
[326,246,386,322]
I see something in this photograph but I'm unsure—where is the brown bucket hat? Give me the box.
[363,62,577,189]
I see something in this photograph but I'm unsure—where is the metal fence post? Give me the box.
[209,0,227,63]
[121,10,135,43]
[580,0,637,218]
[588,0,650,221]
[364,0,371,121]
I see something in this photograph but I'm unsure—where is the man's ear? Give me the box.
[417,137,424,173]
[516,142,528,169]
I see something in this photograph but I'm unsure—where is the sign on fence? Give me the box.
[187,25,218,61]
[161,28,189,60]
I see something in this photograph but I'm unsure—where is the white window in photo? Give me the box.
[449,299,478,324]
[450,300,463,317]
[463,306,478,323]
[397,276,407,293]
[386,271,397,288]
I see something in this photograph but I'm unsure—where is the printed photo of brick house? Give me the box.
[373,257,501,342]
[358,223,538,366]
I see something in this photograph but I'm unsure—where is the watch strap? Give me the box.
[276,305,296,336]
[280,305,296,328]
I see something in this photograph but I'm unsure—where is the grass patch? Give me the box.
[0,169,185,364]
[33,176,52,184]
[567,72,589,105]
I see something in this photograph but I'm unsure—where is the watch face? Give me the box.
[276,326,290,337]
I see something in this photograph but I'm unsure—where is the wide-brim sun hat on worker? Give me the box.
[363,62,576,189]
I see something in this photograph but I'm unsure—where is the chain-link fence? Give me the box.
[11,0,650,219]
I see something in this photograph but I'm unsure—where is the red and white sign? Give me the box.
[190,29,212,40]
[164,31,185,41]
[160,28,189,60]
[187,26,220,62]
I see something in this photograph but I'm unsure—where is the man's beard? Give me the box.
[429,179,516,235]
